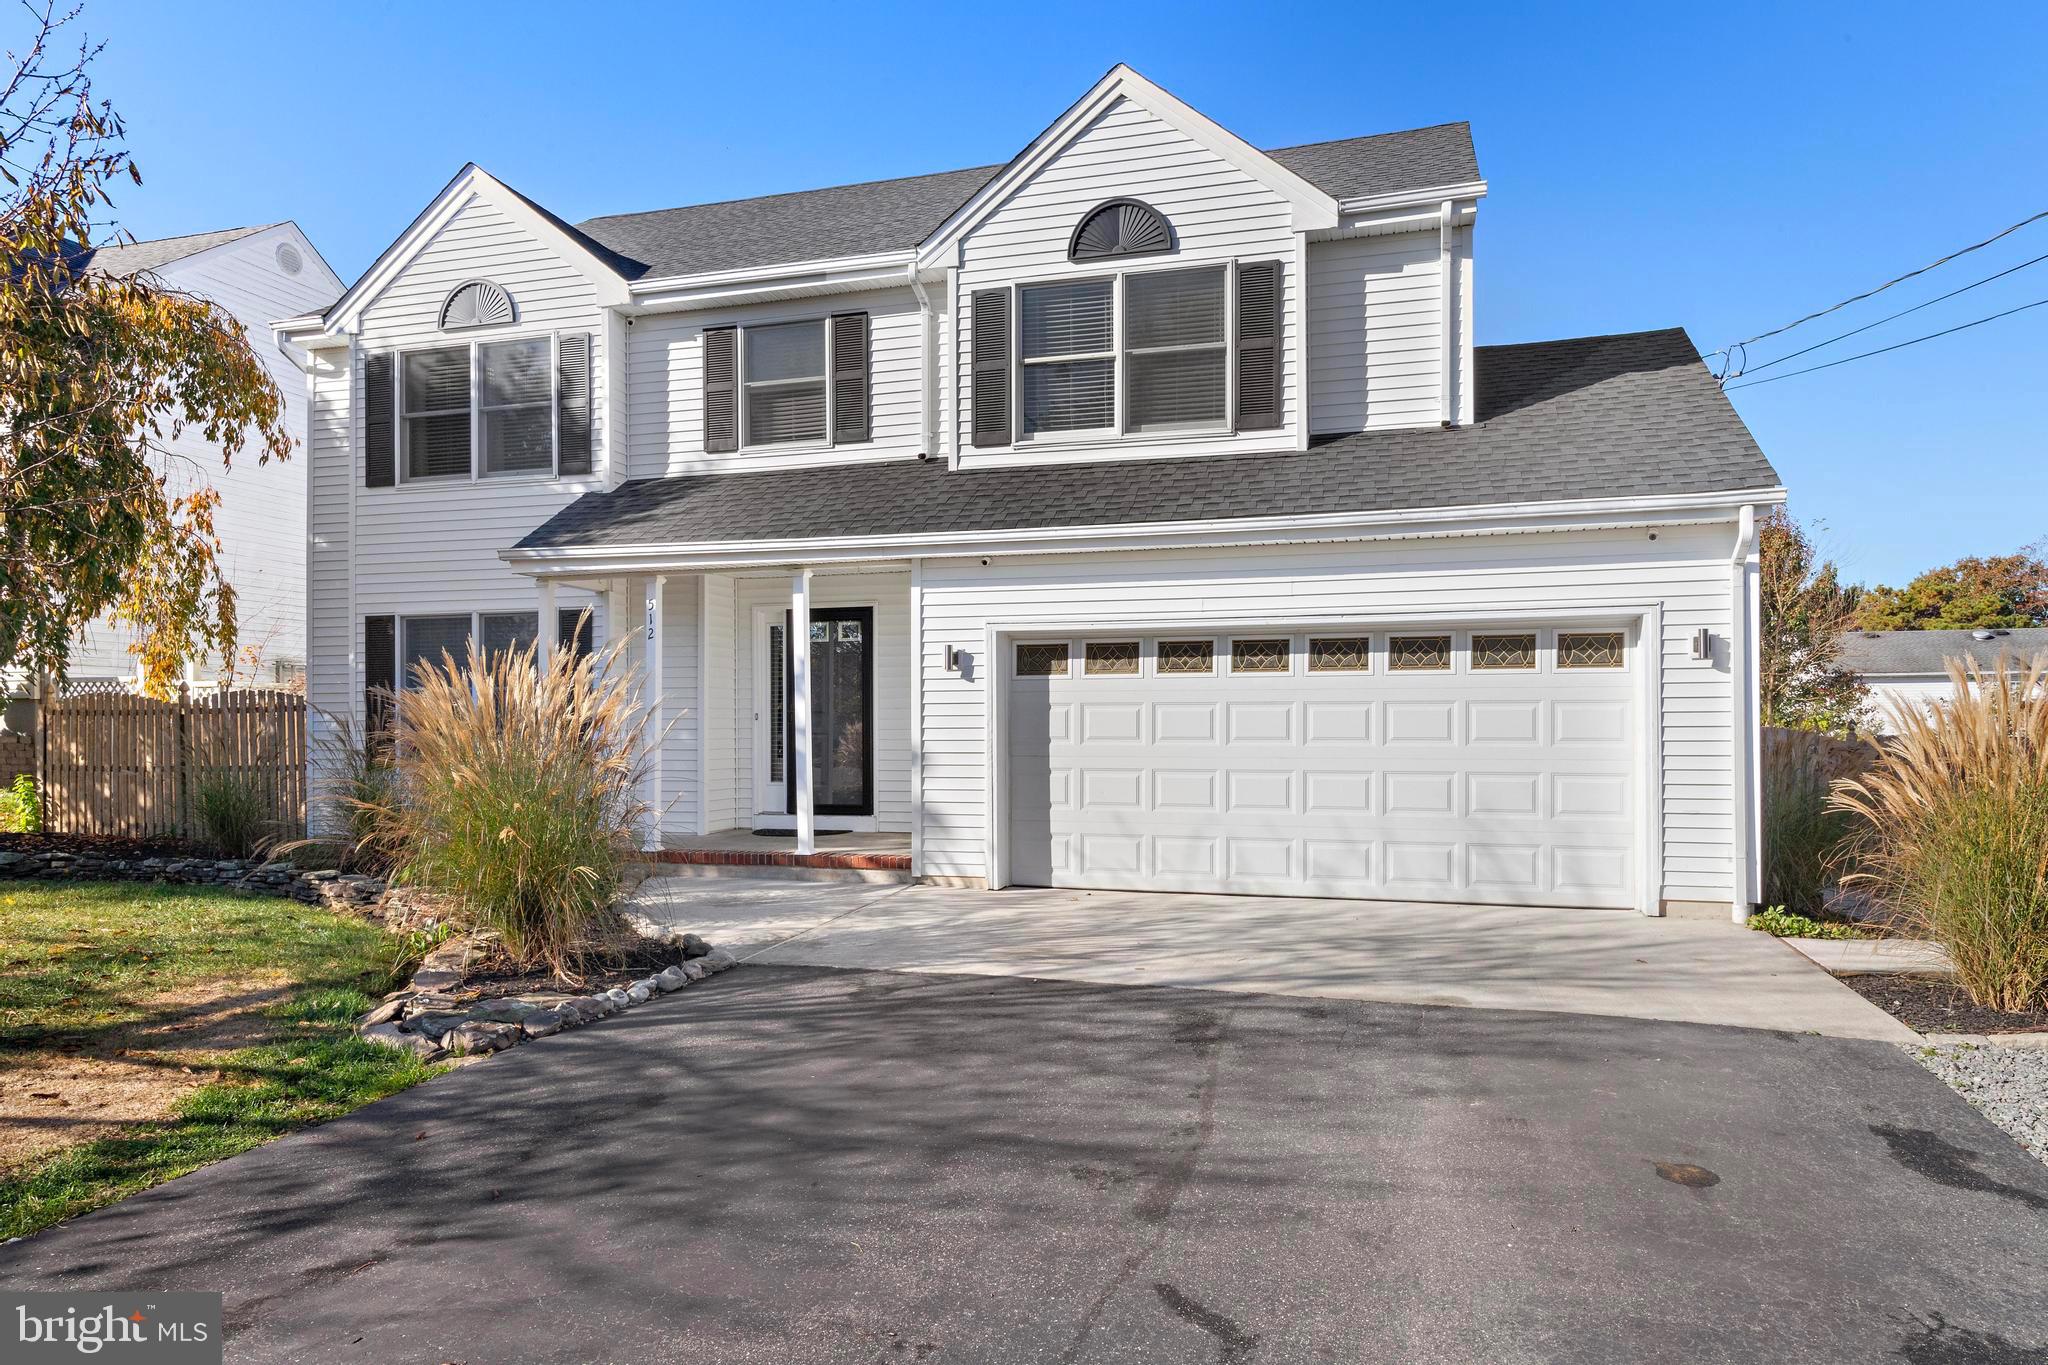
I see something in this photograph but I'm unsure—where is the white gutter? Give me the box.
[1727,503,1758,925]
[502,486,1788,576]
[1335,179,1489,215]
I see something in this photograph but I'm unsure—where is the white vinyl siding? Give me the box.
[1307,227,1474,435]
[954,96,1301,463]
[66,225,340,685]
[916,524,1741,906]
[625,287,926,478]
[305,191,607,780]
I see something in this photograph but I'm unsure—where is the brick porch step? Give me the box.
[642,847,913,873]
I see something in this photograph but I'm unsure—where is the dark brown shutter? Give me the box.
[1234,260,1282,432]
[363,614,396,741]
[557,333,593,475]
[970,288,1011,448]
[558,607,595,659]
[703,326,738,454]
[364,351,394,486]
[830,311,870,444]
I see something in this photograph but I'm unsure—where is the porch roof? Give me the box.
[513,328,1779,557]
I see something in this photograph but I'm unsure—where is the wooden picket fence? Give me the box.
[38,684,306,840]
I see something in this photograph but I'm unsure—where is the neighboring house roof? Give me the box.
[67,224,273,278]
[516,327,1776,553]
[573,123,1479,280]
[1837,628,2048,677]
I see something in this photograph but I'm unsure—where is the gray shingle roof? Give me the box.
[574,123,1479,280]
[515,327,1779,554]
[1836,628,2048,676]
[69,224,271,278]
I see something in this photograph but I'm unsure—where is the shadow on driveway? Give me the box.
[2,966,2042,1363]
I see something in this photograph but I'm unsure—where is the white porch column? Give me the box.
[535,578,557,672]
[790,566,815,855]
[642,575,667,852]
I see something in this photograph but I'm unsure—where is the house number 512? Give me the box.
[646,598,657,641]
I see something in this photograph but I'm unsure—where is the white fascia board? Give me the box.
[1336,180,1489,215]
[502,485,1790,577]
[625,253,917,314]
[914,64,1339,270]
[316,165,629,339]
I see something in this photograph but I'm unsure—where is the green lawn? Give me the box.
[0,881,440,1239]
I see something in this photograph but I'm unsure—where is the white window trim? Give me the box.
[398,606,599,689]
[394,330,568,485]
[1010,259,1237,445]
[737,316,835,453]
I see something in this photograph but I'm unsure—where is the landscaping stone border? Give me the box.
[358,931,738,1063]
[0,846,391,913]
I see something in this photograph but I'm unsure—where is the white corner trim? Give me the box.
[916,64,1338,269]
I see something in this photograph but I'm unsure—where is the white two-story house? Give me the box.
[278,66,1783,920]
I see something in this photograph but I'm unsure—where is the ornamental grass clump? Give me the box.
[362,635,650,980]
[1832,653,2048,1012]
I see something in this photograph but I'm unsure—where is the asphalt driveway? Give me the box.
[4,966,2043,1364]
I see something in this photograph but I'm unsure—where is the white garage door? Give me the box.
[1005,626,1639,908]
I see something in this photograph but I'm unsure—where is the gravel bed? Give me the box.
[1910,1043,2048,1167]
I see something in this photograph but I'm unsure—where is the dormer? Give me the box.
[919,65,1482,467]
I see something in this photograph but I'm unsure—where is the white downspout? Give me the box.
[908,269,938,460]
[1727,505,1758,924]
[1438,199,1455,428]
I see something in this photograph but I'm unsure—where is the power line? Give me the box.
[1703,206,2048,364]
[1723,294,2048,391]
[1730,248,2048,379]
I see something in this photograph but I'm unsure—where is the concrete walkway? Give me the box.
[1784,937,1954,974]
[623,878,1917,1042]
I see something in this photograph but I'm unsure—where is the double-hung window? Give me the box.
[399,335,563,480]
[742,320,829,447]
[1015,264,1229,440]
[1019,280,1116,436]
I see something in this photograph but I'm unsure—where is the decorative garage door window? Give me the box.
[1230,638,1290,673]
[1388,635,1451,671]
[1471,633,1537,670]
[1015,642,1070,677]
[1558,631,1626,668]
[1308,636,1371,672]
[1084,641,1141,676]
[1157,639,1214,675]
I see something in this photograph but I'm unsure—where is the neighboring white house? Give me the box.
[277,65,1785,919]
[53,223,343,686]
[1838,627,2048,731]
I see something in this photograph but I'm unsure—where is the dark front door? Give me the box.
[785,606,874,817]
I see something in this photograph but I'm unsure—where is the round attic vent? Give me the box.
[274,241,304,276]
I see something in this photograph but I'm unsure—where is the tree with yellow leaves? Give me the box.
[1,3,290,696]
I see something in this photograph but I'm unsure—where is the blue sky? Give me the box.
[83,0,2045,588]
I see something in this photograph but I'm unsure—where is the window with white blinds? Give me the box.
[743,320,829,447]
[479,340,553,475]
[393,332,588,482]
[1014,265,1232,440]
[1020,280,1114,436]
[1125,265,1225,433]
[401,348,472,479]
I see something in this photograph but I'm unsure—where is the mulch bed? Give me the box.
[460,937,688,999]
[1842,973,2048,1035]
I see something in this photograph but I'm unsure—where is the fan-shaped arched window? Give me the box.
[439,279,515,331]
[1068,199,1175,262]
